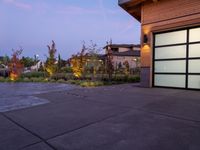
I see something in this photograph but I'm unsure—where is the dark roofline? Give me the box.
[103,44,140,49]
[113,50,140,57]
[119,0,147,22]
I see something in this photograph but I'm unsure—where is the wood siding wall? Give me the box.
[142,0,200,25]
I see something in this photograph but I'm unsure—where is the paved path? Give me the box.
[1,83,200,150]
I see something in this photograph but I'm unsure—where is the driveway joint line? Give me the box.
[18,141,45,150]
[67,90,200,125]
[46,109,131,141]
[65,91,133,109]
[1,113,57,150]
[67,91,200,125]
[136,108,200,126]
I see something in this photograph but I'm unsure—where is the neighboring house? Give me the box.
[30,61,44,71]
[0,56,9,77]
[0,64,9,77]
[119,0,200,90]
[104,44,141,70]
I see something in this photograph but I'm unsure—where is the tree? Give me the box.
[58,54,62,72]
[86,41,102,79]
[9,48,24,81]
[2,55,10,66]
[45,40,57,76]
[118,62,122,70]
[123,60,130,76]
[38,62,44,72]
[20,56,35,68]
[70,43,87,78]
[105,41,114,80]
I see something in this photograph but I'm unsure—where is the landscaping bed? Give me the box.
[0,72,140,87]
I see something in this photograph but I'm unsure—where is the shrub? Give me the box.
[21,72,46,78]
[30,77,45,82]
[22,77,30,82]
[57,79,66,83]
[67,79,81,85]
[80,81,104,87]
[51,73,66,80]
[0,77,5,82]
[61,67,72,73]
[127,76,140,82]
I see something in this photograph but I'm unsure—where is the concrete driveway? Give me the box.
[1,83,200,150]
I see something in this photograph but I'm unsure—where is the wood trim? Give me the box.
[147,17,200,33]
[142,12,200,26]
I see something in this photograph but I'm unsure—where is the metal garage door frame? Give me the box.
[152,25,200,90]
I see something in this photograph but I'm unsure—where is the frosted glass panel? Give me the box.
[154,75,185,88]
[155,60,186,73]
[189,28,200,42]
[189,44,200,58]
[155,30,187,46]
[189,60,200,73]
[155,45,186,59]
[188,75,200,89]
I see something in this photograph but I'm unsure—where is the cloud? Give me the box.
[3,0,32,10]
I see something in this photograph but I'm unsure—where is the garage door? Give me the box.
[153,26,200,89]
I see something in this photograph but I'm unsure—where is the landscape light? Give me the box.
[143,34,148,44]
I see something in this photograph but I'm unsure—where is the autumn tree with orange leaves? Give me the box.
[9,48,24,81]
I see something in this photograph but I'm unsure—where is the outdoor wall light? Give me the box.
[143,34,148,44]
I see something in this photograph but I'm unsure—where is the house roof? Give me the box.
[103,44,140,49]
[112,50,140,57]
[119,0,158,22]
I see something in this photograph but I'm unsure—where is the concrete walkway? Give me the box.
[1,83,200,150]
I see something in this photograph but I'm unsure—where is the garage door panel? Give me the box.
[154,27,200,89]
[155,45,186,59]
[189,27,200,43]
[188,75,200,89]
[155,30,187,46]
[189,44,200,58]
[189,60,200,73]
[154,75,186,88]
[155,60,186,73]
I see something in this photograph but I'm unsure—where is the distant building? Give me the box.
[103,44,141,70]
[68,44,141,73]
[0,63,9,77]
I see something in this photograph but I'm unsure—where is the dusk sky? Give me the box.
[0,0,140,60]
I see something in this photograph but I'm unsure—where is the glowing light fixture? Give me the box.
[143,34,148,44]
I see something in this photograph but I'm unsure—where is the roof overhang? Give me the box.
[119,0,149,22]
[119,0,146,22]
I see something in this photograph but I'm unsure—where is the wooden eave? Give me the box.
[119,0,158,22]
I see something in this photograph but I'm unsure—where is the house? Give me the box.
[119,0,200,90]
[0,64,9,77]
[103,44,141,70]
